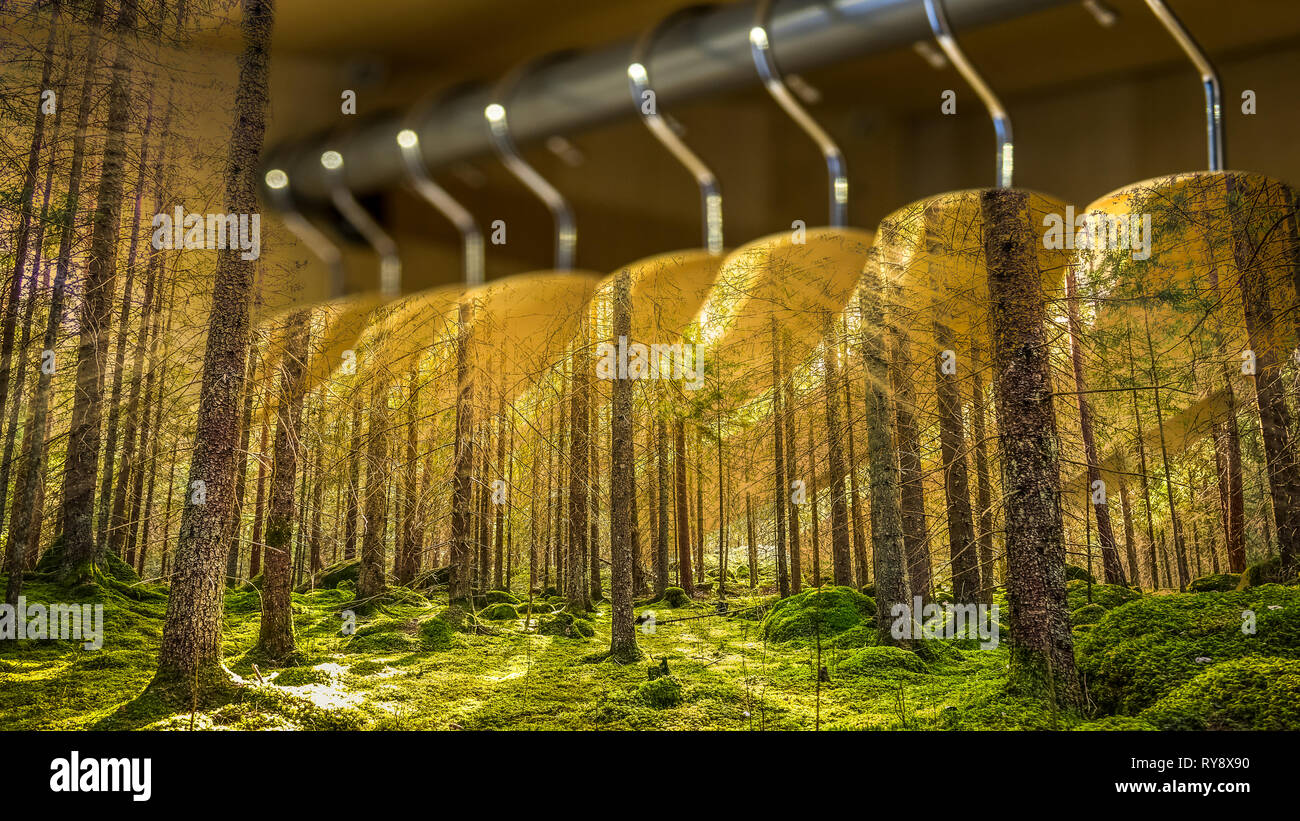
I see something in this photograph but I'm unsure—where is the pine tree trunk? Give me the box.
[61,0,142,578]
[357,375,390,600]
[842,344,869,589]
[248,388,271,579]
[745,492,758,588]
[257,309,309,661]
[982,189,1080,706]
[397,370,420,586]
[807,424,822,588]
[153,0,274,698]
[608,269,640,660]
[860,256,909,644]
[226,345,257,584]
[935,322,980,601]
[970,341,997,603]
[823,317,853,587]
[450,301,474,602]
[674,417,694,596]
[655,416,671,596]
[770,317,788,597]
[782,375,802,593]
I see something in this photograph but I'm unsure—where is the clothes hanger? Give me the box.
[454,54,602,406]
[1080,0,1300,577]
[696,0,875,390]
[602,4,730,345]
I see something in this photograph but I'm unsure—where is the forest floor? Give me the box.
[2,561,1299,731]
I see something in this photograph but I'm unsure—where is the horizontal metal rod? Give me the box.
[262,0,1072,207]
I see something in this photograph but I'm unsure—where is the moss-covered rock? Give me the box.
[1076,584,1300,713]
[1237,557,1290,589]
[1071,603,1108,627]
[538,611,593,639]
[1189,573,1240,592]
[315,559,361,590]
[661,587,689,608]
[1140,657,1300,730]
[838,645,928,677]
[1066,579,1140,611]
[1065,564,1095,584]
[418,614,456,650]
[636,675,683,709]
[272,667,330,687]
[479,602,519,620]
[482,590,520,606]
[761,586,876,643]
[1075,715,1156,731]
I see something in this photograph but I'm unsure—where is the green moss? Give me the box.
[482,590,520,605]
[315,559,361,590]
[1066,580,1140,611]
[479,602,519,620]
[1065,564,1095,584]
[1238,557,1289,589]
[636,675,683,709]
[1140,657,1300,730]
[1071,603,1108,627]
[661,587,689,608]
[272,667,330,687]
[1189,573,1240,592]
[1076,584,1300,713]
[1075,715,1156,731]
[761,586,875,643]
[838,646,928,677]
[418,613,457,650]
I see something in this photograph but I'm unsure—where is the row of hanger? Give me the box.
[257,0,1263,400]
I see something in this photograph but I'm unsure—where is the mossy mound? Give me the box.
[761,586,875,643]
[1065,564,1096,584]
[636,675,683,709]
[1237,557,1292,589]
[661,587,689,608]
[838,646,928,677]
[1076,584,1300,713]
[344,618,420,654]
[828,625,878,650]
[538,611,594,639]
[479,602,519,620]
[482,590,520,606]
[417,609,466,650]
[1189,573,1241,592]
[1140,657,1300,730]
[1066,580,1140,611]
[1071,603,1109,627]
[272,667,331,687]
[315,559,361,590]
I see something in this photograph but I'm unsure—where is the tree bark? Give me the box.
[982,188,1081,707]
[823,317,852,587]
[674,417,695,596]
[770,316,789,597]
[153,0,274,698]
[256,309,309,661]
[608,269,640,661]
[357,374,390,600]
[935,322,981,602]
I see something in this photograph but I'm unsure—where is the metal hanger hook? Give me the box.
[751,0,847,227]
[320,147,403,300]
[262,164,346,299]
[397,86,485,287]
[1143,0,1224,172]
[923,0,1014,189]
[485,54,578,272]
[629,5,724,255]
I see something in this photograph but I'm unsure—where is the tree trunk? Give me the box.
[770,316,789,597]
[153,0,275,699]
[256,309,309,661]
[248,386,271,579]
[745,492,758,589]
[808,424,822,588]
[935,322,981,601]
[655,416,671,597]
[860,256,910,644]
[673,417,694,596]
[823,317,852,587]
[226,345,258,585]
[608,268,640,660]
[970,342,997,603]
[61,0,143,578]
[842,341,869,589]
[344,393,363,561]
[783,375,802,593]
[982,188,1080,707]
[357,375,390,600]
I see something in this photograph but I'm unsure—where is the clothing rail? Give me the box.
[261,0,1074,208]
